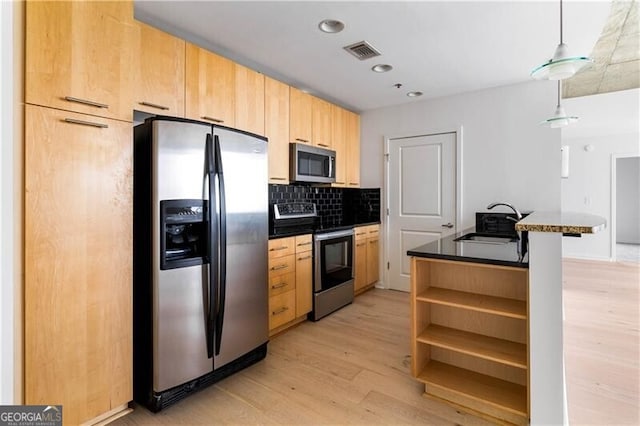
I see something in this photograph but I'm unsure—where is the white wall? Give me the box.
[616,157,640,244]
[0,0,16,405]
[561,89,640,260]
[361,80,561,229]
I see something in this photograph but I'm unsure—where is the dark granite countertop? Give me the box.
[269,220,381,240]
[407,227,529,269]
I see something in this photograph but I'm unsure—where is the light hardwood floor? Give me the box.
[115,260,638,425]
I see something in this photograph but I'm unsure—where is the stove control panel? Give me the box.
[274,202,317,219]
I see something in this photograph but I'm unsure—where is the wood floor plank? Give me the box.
[115,259,638,425]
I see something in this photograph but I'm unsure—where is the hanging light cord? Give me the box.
[559,0,564,45]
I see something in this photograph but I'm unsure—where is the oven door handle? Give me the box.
[313,229,354,241]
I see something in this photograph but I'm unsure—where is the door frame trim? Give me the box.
[610,152,640,261]
[382,126,463,290]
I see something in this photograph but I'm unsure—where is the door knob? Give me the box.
[441,223,454,228]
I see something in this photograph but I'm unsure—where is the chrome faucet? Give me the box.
[487,202,526,260]
[487,202,522,220]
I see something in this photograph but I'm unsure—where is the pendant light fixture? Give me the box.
[531,0,593,80]
[540,80,578,128]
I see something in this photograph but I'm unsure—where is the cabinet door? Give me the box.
[331,105,347,187]
[265,77,290,184]
[185,43,235,126]
[289,87,312,145]
[25,1,135,122]
[235,64,265,135]
[367,237,380,286]
[133,21,185,117]
[312,96,332,149]
[354,237,368,292]
[24,105,132,425]
[345,110,361,188]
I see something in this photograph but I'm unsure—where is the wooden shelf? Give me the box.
[417,325,527,369]
[417,361,527,416]
[417,287,526,319]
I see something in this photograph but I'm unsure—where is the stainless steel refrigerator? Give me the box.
[133,117,269,411]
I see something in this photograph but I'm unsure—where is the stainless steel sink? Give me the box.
[453,232,517,244]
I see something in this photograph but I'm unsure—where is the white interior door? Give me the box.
[386,132,457,292]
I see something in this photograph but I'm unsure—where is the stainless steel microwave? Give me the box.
[290,143,336,183]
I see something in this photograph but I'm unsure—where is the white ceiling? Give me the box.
[134,0,611,113]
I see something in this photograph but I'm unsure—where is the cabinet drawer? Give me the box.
[268,237,295,259]
[269,290,296,330]
[269,272,295,297]
[295,234,313,253]
[367,224,380,239]
[354,226,368,241]
[268,254,295,277]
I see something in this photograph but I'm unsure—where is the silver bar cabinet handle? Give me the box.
[64,96,108,109]
[201,116,224,123]
[63,118,108,129]
[139,101,169,111]
[295,138,309,143]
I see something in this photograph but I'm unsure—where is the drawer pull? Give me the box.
[369,239,378,244]
[271,177,287,181]
[139,101,169,111]
[272,306,289,315]
[295,138,309,143]
[349,182,359,185]
[270,264,288,271]
[201,116,224,123]
[369,231,378,234]
[297,255,311,261]
[357,243,366,247]
[297,242,311,247]
[317,143,330,148]
[64,96,108,109]
[356,232,366,236]
[271,282,287,290]
[63,118,108,129]
[269,246,288,252]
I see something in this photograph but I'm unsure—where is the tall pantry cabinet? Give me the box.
[24,1,134,424]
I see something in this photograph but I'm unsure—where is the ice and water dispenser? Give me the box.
[159,199,207,270]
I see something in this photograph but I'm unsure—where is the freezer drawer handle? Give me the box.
[64,96,108,109]
[63,118,108,129]
[270,264,288,271]
[139,101,169,111]
[272,306,289,315]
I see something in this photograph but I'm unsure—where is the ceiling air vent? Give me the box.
[343,41,381,60]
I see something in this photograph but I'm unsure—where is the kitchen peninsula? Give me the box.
[408,212,606,425]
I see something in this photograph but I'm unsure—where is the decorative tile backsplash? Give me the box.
[268,184,380,226]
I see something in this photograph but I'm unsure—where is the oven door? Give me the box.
[314,229,354,292]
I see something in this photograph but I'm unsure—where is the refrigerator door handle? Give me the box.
[205,133,217,359]
[213,135,227,356]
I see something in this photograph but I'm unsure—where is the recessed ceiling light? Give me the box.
[371,64,393,73]
[318,19,344,34]
[407,91,423,97]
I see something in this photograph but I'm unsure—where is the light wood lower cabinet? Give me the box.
[354,224,380,295]
[268,234,312,335]
[410,257,529,425]
[24,104,132,425]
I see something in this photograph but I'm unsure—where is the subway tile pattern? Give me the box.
[268,184,380,227]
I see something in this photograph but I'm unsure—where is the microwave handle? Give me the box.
[329,155,334,178]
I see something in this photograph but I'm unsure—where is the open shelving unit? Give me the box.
[411,257,529,425]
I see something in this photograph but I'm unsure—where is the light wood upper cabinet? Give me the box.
[312,96,332,149]
[185,43,235,126]
[133,21,185,117]
[24,104,132,425]
[25,0,135,122]
[331,105,347,187]
[345,110,361,188]
[235,64,265,135]
[289,87,313,145]
[265,77,290,184]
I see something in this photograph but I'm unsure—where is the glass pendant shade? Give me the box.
[531,43,593,80]
[531,0,593,80]
[540,105,579,128]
